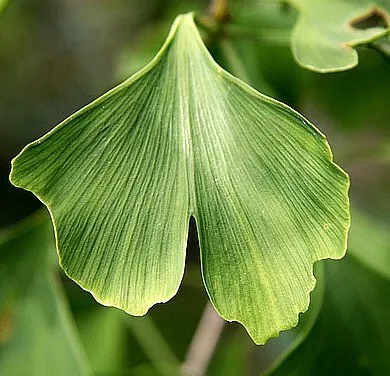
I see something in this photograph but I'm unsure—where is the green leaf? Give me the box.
[10,13,350,344]
[266,212,390,376]
[0,212,91,375]
[288,0,390,72]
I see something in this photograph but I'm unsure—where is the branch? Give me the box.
[208,0,230,23]
[181,303,226,376]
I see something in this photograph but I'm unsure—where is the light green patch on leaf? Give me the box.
[10,13,350,344]
[288,0,390,72]
[0,212,91,375]
[266,211,390,375]
[0,0,8,15]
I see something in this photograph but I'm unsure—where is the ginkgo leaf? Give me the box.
[288,0,390,72]
[0,212,91,375]
[9,13,350,344]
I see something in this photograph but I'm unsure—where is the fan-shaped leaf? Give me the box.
[10,13,350,344]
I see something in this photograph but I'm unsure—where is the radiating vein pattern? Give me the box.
[10,13,350,344]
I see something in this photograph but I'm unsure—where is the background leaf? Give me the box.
[288,0,390,72]
[0,212,91,376]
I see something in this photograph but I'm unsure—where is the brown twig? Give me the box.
[181,303,226,376]
[207,0,230,23]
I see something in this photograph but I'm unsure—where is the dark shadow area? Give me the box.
[350,8,388,30]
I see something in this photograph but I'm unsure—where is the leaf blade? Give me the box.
[10,13,350,344]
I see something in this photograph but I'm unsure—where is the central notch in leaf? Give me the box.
[10,13,350,344]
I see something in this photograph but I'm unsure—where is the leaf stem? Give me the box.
[181,303,225,376]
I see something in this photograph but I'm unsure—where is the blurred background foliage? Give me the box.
[0,0,389,375]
